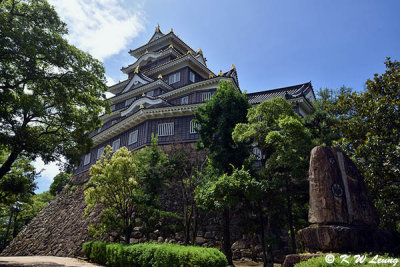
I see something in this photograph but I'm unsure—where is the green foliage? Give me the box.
[195,166,256,211]
[194,80,250,173]
[324,58,400,232]
[0,0,109,179]
[0,148,37,205]
[302,87,350,146]
[49,172,71,196]
[295,254,397,267]
[85,145,141,241]
[233,97,312,174]
[85,137,173,243]
[83,241,228,267]
[0,190,53,251]
[133,134,170,207]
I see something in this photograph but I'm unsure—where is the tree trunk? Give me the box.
[191,205,198,245]
[257,202,267,267]
[124,228,132,244]
[2,208,14,250]
[264,212,274,267]
[285,178,296,252]
[222,208,233,265]
[12,213,19,238]
[0,150,21,181]
[184,204,192,244]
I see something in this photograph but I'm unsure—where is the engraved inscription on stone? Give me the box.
[331,183,343,197]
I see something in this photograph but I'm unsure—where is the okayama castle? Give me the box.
[75,25,316,174]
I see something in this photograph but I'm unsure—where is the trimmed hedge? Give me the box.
[83,241,228,267]
[295,254,398,267]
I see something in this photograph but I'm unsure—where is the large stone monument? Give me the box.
[298,146,398,252]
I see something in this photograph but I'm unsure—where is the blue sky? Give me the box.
[34,0,400,193]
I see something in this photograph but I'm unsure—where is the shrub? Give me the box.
[82,241,93,259]
[83,241,228,267]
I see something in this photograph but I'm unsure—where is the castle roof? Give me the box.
[246,82,315,105]
[129,26,196,58]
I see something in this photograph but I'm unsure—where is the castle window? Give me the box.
[158,122,174,136]
[201,92,212,101]
[84,153,91,166]
[111,105,115,111]
[181,96,189,105]
[128,130,138,145]
[146,90,154,97]
[252,147,262,160]
[190,120,200,134]
[168,72,180,84]
[189,71,195,83]
[97,146,104,159]
[112,139,120,152]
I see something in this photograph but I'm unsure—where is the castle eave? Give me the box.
[92,104,200,146]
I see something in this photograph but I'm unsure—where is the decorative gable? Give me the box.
[121,74,153,94]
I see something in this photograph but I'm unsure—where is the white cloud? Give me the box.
[106,75,116,86]
[32,158,61,181]
[49,0,145,61]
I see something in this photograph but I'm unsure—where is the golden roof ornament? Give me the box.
[170,28,174,33]
[142,92,145,96]
[231,64,236,70]
[219,70,223,76]
[197,48,203,54]
[209,73,214,79]
[169,44,174,49]
[158,74,163,79]
[186,50,192,55]
[134,65,140,74]
[139,104,144,109]
[145,49,149,54]
[155,24,160,33]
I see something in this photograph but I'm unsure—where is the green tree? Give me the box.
[0,0,109,180]
[302,87,349,146]
[0,148,37,205]
[85,137,171,244]
[132,135,175,239]
[49,172,71,196]
[325,58,400,232]
[0,147,39,251]
[168,143,207,245]
[194,80,250,265]
[85,146,141,243]
[233,97,313,265]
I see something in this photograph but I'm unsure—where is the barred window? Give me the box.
[252,147,262,160]
[168,72,181,84]
[181,96,189,105]
[190,120,200,134]
[128,130,138,145]
[158,122,174,136]
[201,92,212,101]
[84,153,91,166]
[97,146,104,159]
[189,71,195,83]
[112,139,120,152]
